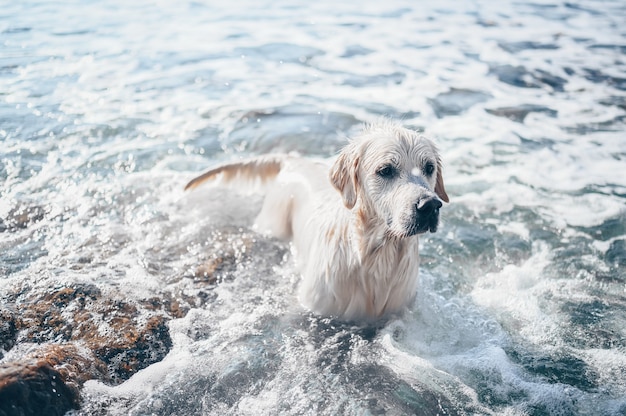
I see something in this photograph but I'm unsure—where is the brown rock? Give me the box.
[14,284,172,385]
[0,359,78,416]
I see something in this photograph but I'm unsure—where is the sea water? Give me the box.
[1,0,625,415]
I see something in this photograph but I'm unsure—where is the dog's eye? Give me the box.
[377,165,396,179]
[424,162,435,177]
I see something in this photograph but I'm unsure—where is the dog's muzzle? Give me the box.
[411,197,442,235]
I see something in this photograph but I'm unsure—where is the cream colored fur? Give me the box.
[185,120,449,321]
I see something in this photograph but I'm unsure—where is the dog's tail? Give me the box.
[184,154,286,191]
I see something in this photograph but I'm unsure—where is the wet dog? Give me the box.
[185,120,448,321]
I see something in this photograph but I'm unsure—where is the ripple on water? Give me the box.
[222,105,360,155]
[428,88,492,118]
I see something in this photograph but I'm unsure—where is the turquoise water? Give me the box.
[1,1,625,415]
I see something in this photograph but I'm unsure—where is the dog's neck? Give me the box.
[352,202,416,261]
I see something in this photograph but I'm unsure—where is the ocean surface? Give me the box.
[1,0,625,415]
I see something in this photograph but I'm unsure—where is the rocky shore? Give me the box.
[0,284,175,416]
[0,206,269,416]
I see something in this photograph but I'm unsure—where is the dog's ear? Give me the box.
[435,159,449,203]
[330,143,359,209]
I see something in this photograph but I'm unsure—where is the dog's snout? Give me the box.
[416,197,442,214]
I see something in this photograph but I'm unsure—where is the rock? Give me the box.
[87,315,172,384]
[12,284,173,385]
[0,359,78,416]
[1,283,175,415]
[27,344,109,389]
[0,343,108,415]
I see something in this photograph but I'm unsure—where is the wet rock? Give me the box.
[428,88,491,118]
[89,315,172,383]
[485,104,557,123]
[16,285,102,344]
[142,294,188,319]
[0,359,78,416]
[12,284,173,385]
[27,344,110,389]
[0,343,110,416]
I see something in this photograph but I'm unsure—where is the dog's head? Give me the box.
[330,121,449,238]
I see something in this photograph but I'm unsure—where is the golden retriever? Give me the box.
[185,119,449,321]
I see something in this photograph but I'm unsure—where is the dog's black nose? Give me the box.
[416,198,442,215]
